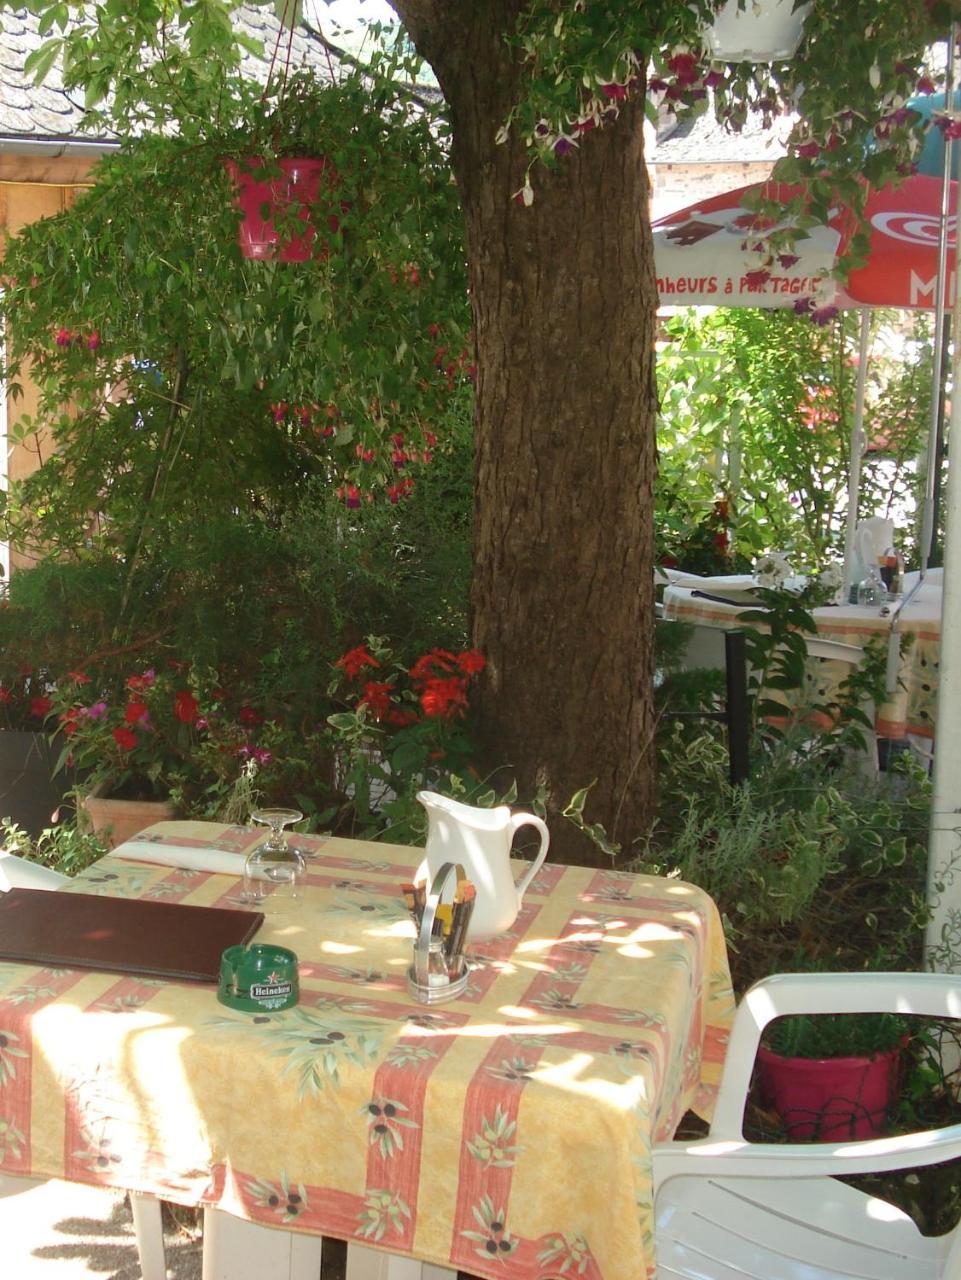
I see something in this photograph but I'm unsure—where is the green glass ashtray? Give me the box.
[218,943,299,1013]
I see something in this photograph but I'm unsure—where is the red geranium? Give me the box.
[359,680,395,720]
[112,725,138,751]
[455,650,485,675]
[420,676,469,719]
[336,645,380,680]
[29,696,52,719]
[174,690,199,724]
[125,700,149,724]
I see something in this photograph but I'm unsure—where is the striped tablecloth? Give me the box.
[0,820,733,1280]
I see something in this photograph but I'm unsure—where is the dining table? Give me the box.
[662,572,942,741]
[0,820,733,1280]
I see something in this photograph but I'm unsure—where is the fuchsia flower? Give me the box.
[86,331,100,351]
[667,51,699,87]
[794,140,821,159]
[55,328,73,347]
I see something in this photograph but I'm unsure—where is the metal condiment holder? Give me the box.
[406,860,470,1004]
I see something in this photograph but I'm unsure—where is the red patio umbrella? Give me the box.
[652,174,956,310]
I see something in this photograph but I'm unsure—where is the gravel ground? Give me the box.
[1,1179,202,1280]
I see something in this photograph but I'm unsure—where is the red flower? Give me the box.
[67,670,91,684]
[336,645,380,680]
[420,676,469,719]
[387,708,419,728]
[359,680,395,721]
[456,650,486,675]
[124,700,149,724]
[127,668,156,691]
[667,51,699,87]
[173,690,199,724]
[55,328,73,347]
[409,648,457,684]
[59,707,81,738]
[0,685,11,705]
[238,706,261,727]
[113,726,138,751]
[30,696,52,718]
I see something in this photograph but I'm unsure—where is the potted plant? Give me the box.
[51,661,340,846]
[222,72,344,262]
[756,1003,907,1140]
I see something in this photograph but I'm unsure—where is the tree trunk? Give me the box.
[396,2,658,864]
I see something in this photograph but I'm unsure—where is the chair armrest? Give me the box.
[655,1121,961,1183]
[710,972,961,1139]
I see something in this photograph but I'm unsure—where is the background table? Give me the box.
[0,821,733,1280]
[663,581,941,739]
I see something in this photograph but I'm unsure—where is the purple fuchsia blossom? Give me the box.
[794,140,821,158]
[810,305,839,327]
[935,114,961,140]
[55,328,72,347]
[703,69,724,89]
[794,297,815,315]
[553,136,575,158]
[917,76,936,95]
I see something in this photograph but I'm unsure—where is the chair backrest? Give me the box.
[0,851,69,892]
[712,971,961,1140]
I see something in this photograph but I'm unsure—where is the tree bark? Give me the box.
[394,1,658,864]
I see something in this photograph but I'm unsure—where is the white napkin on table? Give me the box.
[663,571,758,591]
[111,837,250,877]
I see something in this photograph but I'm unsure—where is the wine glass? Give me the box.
[243,808,307,912]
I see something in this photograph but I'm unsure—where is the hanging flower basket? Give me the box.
[704,0,811,62]
[225,156,340,262]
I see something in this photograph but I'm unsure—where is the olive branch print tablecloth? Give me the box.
[0,820,733,1280]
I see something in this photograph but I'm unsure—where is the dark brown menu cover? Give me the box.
[0,888,264,982]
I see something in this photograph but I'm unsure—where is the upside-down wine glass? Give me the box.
[243,808,307,913]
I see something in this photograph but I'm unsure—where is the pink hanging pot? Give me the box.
[225,155,339,262]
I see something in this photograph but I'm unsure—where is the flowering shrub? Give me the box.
[328,638,489,840]
[50,662,335,818]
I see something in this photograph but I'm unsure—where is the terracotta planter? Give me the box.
[81,790,179,850]
[225,156,339,262]
[0,731,79,839]
[756,1041,902,1140]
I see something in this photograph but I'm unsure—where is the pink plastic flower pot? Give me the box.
[225,156,338,262]
[756,1043,902,1140]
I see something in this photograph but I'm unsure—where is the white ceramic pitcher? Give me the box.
[416,791,550,940]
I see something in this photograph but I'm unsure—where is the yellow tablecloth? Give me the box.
[663,585,941,739]
[0,821,733,1280]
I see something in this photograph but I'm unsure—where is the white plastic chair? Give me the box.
[653,971,961,1280]
[0,849,167,1280]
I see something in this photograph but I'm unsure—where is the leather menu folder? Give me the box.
[0,888,264,982]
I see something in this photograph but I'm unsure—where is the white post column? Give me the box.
[926,78,961,968]
[842,309,871,599]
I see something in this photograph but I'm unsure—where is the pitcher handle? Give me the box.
[509,814,550,901]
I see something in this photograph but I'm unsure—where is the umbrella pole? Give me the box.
[919,37,957,579]
[926,28,961,970]
[843,309,871,599]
